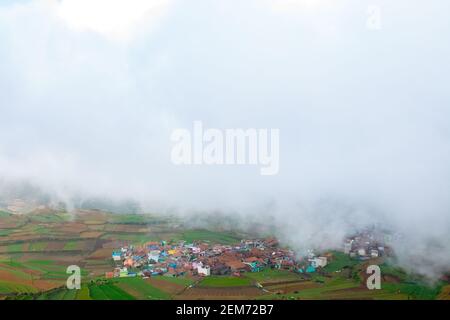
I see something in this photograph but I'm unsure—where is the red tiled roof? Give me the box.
[225,260,248,270]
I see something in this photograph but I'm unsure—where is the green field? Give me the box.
[114,278,171,300]
[63,241,79,250]
[0,281,37,294]
[0,210,11,218]
[7,243,23,253]
[259,276,360,300]
[178,229,241,244]
[89,282,136,300]
[323,252,359,273]
[0,229,12,236]
[29,242,48,252]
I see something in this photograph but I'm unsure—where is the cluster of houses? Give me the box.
[106,238,330,279]
[343,230,390,260]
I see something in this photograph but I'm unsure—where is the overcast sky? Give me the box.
[1,0,450,278]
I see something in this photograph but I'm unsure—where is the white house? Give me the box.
[197,265,211,276]
[112,252,122,261]
[358,248,366,256]
[344,242,352,254]
[148,250,161,263]
[310,257,328,268]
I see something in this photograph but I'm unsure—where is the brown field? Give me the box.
[80,231,104,239]
[264,281,320,294]
[146,278,185,295]
[78,240,97,251]
[87,225,105,231]
[59,223,88,234]
[45,242,66,251]
[176,286,263,300]
[4,235,44,242]
[32,280,63,291]
[84,220,106,225]
[104,225,148,233]
[438,285,450,300]
[0,269,59,292]
[88,248,112,260]
[115,281,146,298]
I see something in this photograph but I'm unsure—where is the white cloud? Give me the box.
[56,0,171,41]
[265,0,345,12]
[1,0,450,279]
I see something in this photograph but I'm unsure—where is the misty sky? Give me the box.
[1,0,450,278]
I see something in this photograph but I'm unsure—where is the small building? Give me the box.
[225,260,248,273]
[124,258,134,267]
[344,243,352,254]
[310,257,328,268]
[197,265,211,276]
[119,268,128,278]
[112,252,122,261]
[306,265,316,273]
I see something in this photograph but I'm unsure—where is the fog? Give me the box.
[1,0,450,279]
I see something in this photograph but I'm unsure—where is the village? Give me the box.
[106,229,389,280]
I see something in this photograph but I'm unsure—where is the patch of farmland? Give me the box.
[29,242,48,252]
[0,229,13,237]
[32,279,63,291]
[45,242,66,251]
[7,243,26,253]
[75,285,91,300]
[79,239,96,251]
[104,224,149,233]
[156,275,195,287]
[146,277,186,295]
[101,233,157,244]
[263,281,321,294]
[177,229,241,244]
[11,259,78,281]
[0,280,37,294]
[84,220,106,225]
[176,286,262,300]
[323,251,360,273]
[59,223,88,234]
[259,277,361,300]
[28,213,65,224]
[63,241,83,251]
[0,267,59,294]
[4,234,44,242]
[438,285,450,300]
[107,214,153,225]
[246,269,302,284]
[0,210,11,218]
[89,283,135,300]
[380,282,444,300]
[321,286,408,300]
[115,278,171,300]
[89,248,113,259]
[87,224,105,231]
[80,231,104,239]
[199,276,253,287]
